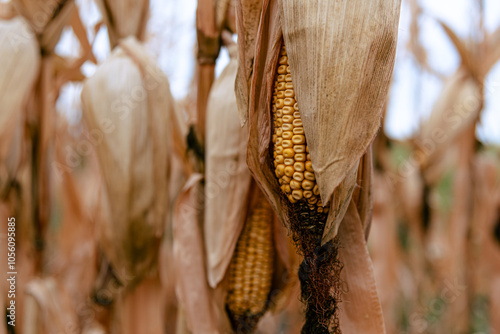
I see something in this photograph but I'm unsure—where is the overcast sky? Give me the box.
[53,0,500,144]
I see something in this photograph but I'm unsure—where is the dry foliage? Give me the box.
[81,37,173,293]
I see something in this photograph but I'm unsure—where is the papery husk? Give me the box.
[279,0,401,207]
[243,0,400,243]
[173,174,222,334]
[23,277,80,334]
[94,0,149,48]
[204,42,253,288]
[0,16,39,193]
[234,0,263,125]
[81,36,172,287]
[415,69,481,168]
[338,201,386,333]
[352,147,374,239]
[12,0,75,53]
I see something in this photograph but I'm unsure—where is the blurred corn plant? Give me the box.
[369,1,500,333]
[80,4,188,334]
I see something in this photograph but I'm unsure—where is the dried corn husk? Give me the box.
[415,20,500,170]
[338,201,386,334]
[242,0,400,242]
[0,16,39,193]
[416,69,481,169]
[94,0,149,48]
[204,42,253,288]
[352,146,374,239]
[81,37,173,288]
[173,174,221,334]
[12,0,75,53]
[234,0,263,125]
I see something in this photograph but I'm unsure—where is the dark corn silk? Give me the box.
[226,199,274,332]
[271,44,328,213]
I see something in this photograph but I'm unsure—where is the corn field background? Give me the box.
[1,0,500,333]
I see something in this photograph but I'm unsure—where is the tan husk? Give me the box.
[81,37,172,287]
[234,0,264,125]
[94,0,149,48]
[204,42,253,288]
[12,0,75,53]
[352,147,374,239]
[173,174,221,334]
[415,69,481,169]
[338,201,386,334]
[0,17,40,192]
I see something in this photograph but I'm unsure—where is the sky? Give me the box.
[51,0,500,144]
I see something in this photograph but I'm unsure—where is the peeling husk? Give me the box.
[0,17,39,193]
[81,37,172,289]
[94,0,149,48]
[204,42,253,288]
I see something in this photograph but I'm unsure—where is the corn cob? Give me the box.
[226,198,274,329]
[272,44,328,213]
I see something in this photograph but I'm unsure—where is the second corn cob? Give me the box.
[226,198,274,331]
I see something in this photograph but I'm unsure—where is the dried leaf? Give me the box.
[353,147,374,239]
[438,20,479,78]
[484,25,500,76]
[94,0,149,48]
[338,201,385,333]
[204,43,253,288]
[70,7,97,64]
[416,69,481,169]
[234,0,263,125]
[13,0,75,53]
[173,174,219,334]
